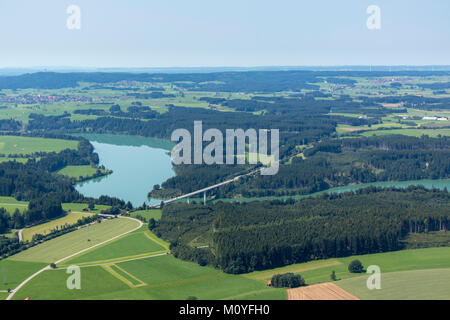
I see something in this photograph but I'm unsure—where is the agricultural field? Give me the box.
[335,106,450,138]
[360,128,450,138]
[244,247,450,285]
[129,209,162,222]
[6,237,450,300]
[21,212,92,242]
[287,282,359,300]
[0,260,47,292]
[63,229,168,266]
[61,203,110,214]
[0,196,28,214]
[0,135,78,156]
[337,269,450,300]
[12,254,287,300]
[8,217,140,263]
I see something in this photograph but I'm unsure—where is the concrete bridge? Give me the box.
[149,169,260,208]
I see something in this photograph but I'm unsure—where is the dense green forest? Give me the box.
[154,187,449,274]
[0,136,126,231]
[1,70,450,92]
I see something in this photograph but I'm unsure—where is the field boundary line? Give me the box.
[57,252,169,269]
[60,250,168,267]
[144,273,228,290]
[6,216,143,300]
[113,264,146,287]
[143,230,170,250]
[102,264,136,288]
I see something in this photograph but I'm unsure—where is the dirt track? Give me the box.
[287,282,359,300]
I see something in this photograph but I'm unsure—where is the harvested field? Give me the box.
[287,282,359,300]
[339,127,362,132]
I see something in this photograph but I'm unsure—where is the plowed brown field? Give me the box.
[287,282,359,300]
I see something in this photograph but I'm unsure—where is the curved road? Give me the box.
[6,216,143,300]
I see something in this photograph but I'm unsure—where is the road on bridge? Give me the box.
[149,168,261,207]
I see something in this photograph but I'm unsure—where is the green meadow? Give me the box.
[0,260,47,291]
[244,247,450,285]
[57,165,105,180]
[9,218,140,263]
[21,212,92,242]
[129,209,162,221]
[337,269,450,300]
[61,203,111,214]
[360,128,450,138]
[0,136,78,156]
[12,255,286,300]
[8,242,450,300]
[0,197,28,214]
[64,230,167,265]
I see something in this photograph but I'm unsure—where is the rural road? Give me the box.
[0,203,27,207]
[6,215,143,300]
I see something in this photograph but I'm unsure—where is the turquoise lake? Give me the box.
[75,134,175,207]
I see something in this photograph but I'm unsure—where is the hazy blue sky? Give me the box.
[0,0,449,67]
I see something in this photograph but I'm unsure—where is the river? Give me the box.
[213,179,450,203]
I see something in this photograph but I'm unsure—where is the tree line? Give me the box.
[154,187,450,274]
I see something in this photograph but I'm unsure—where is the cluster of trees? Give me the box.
[271,273,305,288]
[0,119,21,131]
[127,92,175,99]
[154,187,449,274]
[0,235,22,258]
[348,260,364,273]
